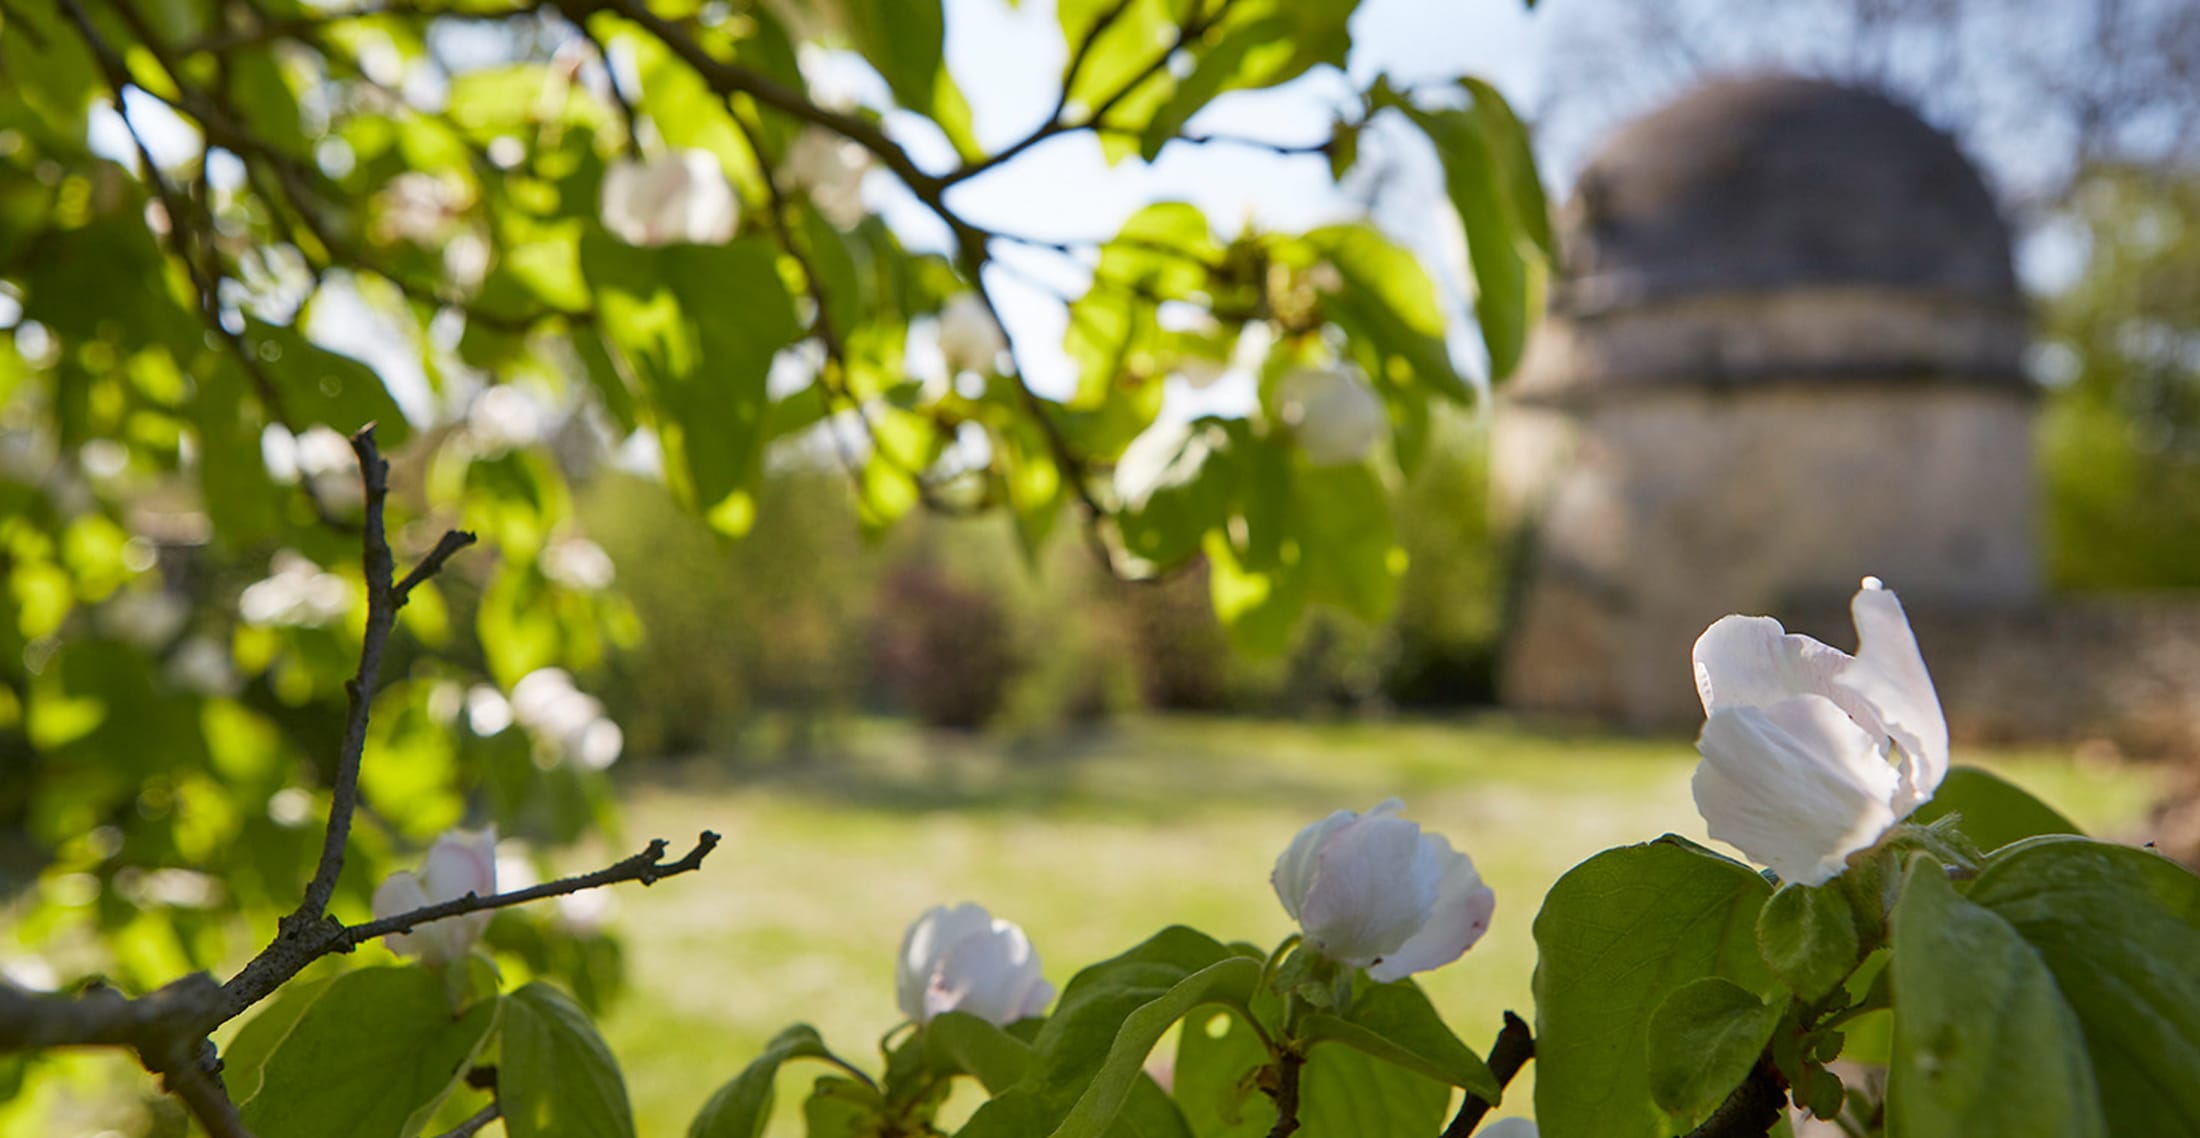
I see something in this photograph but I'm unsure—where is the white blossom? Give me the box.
[937,294,1007,376]
[896,903,1054,1027]
[1276,367,1386,467]
[238,551,351,628]
[166,636,238,697]
[1691,577,1950,886]
[779,127,869,229]
[542,536,616,591]
[465,385,546,455]
[510,668,624,771]
[1272,799,1495,982]
[371,827,497,966]
[1479,1120,1537,1138]
[601,150,738,247]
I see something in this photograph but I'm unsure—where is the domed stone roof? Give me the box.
[1557,76,2019,313]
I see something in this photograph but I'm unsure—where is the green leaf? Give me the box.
[1531,835,1777,1138]
[688,1024,852,1138]
[1044,954,1263,1138]
[843,0,977,156]
[925,1011,1035,1094]
[219,973,337,1105]
[238,966,496,1138]
[1887,858,2105,1138]
[500,981,636,1138]
[1300,980,1499,1102]
[1390,93,1547,380]
[1756,882,1861,1001]
[581,235,801,525]
[1172,1008,1274,1138]
[1966,838,2200,1136]
[969,929,1255,1138]
[1297,1043,1450,1138]
[1116,421,1235,569]
[1643,977,1781,1121]
[1297,225,1470,404]
[243,317,411,445]
[1909,766,2083,853]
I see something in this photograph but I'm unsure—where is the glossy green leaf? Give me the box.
[1297,1042,1450,1138]
[688,1024,852,1138]
[1909,766,2083,853]
[238,966,496,1138]
[925,1011,1035,1094]
[1887,858,2105,1138]
[500,981,636,1138]
[1967,838,2200,1135]
[1172,1008,1274,1138]
[1391,92,1546,380]
[581,234,801,525]
[1045,953,1262,1138]
[1756,882,1861,1001]
[1644,977,1781,1121]
[1531,835,1777,1138]
[1301,979,1499,1102]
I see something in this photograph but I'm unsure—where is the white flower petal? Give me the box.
[370,870,428,958]
[1691,614,1852,715]
[1834,580,1949,817]
[926,918,1049,1026]
[1366,835,1495,982]
[1295,802,1439,966]
[1270,806,1363,924]
[1695,697,1902,886]
[897,903,996,1022]
[1479,1120,1538,1138]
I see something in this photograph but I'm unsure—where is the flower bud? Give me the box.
[779,127,870,229]
[372,827,497,966]
[1276,367,1386,467]
[1272,799,1494,982]
[1691,577,1949,885]
[600,151,738,247]
[896,903,1054,1027]
[937,294,1007,376]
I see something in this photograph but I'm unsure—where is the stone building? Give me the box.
[1494,76,2041,726]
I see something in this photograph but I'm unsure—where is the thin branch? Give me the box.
[1266,1046,1305,1138]
[340,832,720,948]
[160,1048,254,1138]
[429,1102,501,1138]
[1441,1011,1536,1138]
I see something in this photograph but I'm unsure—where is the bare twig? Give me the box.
[341,832,720,948]
[1266,1046,1305,1138]
[1441,1011,1536,1137]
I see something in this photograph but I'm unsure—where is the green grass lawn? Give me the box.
[578,714,2168,1136]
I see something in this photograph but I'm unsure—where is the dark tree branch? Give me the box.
[1441,1011,1536,1137]
[1266,1046,1305,1138]
[341,832,720,948]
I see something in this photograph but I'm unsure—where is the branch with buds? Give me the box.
[0,426,718,1138]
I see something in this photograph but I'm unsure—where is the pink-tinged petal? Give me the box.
[1694,697,1902,886]
[897,903,994,1023]
[1367,836,1495,982]
[927,918,1048,1027]
[371,871,428,958]
[1296,804,1439,966]
[1835,580,1949,817]
[422,827,497,948]
[1692,615,1853,715]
